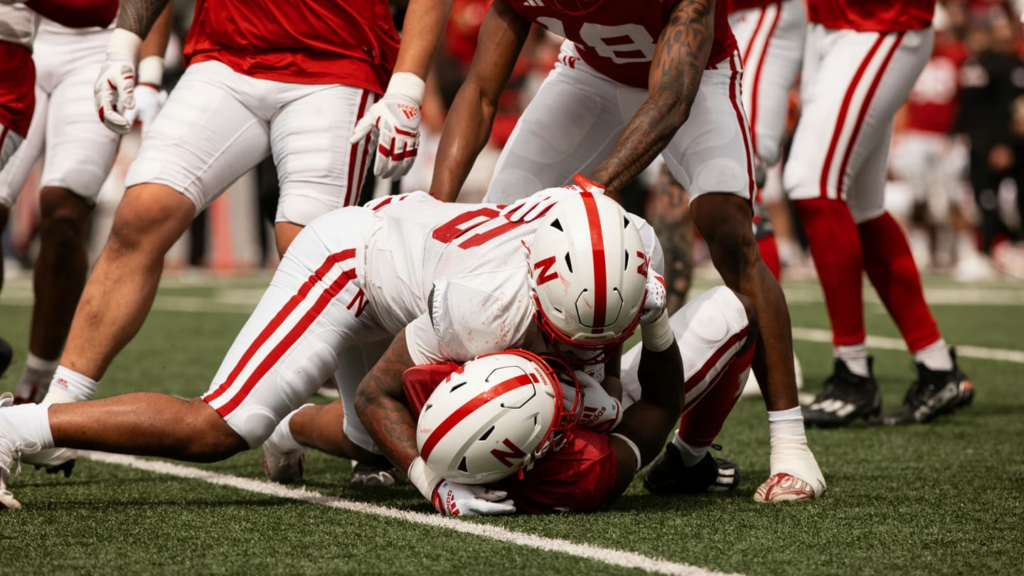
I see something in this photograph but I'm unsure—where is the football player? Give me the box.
[784,0,973,427]
[263,285,826,515]
[1,10,171,406]
[0,193,668,510]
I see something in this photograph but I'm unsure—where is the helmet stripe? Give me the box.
[580,192,607,333]
[419,373,538,461]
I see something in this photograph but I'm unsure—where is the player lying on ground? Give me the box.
[0,193,667,510]
[263,286,825,515]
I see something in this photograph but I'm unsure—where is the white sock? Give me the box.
[914,339,954,372]
[15,353,59,401]
[44,366,99,404]
[671,434,708,468]
[0,404,55,450]
[834,343,870,378]
[267,405,310,452]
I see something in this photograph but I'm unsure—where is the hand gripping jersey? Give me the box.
[362,195,658,365]
[806,0,934,33]
[184,0,401,93]
[501,0,737,89]
[403,362,618,514]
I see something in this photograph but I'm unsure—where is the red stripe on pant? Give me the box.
[835,33,904,198]
[678,333,756,448]
[748,4,782,153]
[728,55,756,202]
[682,327,749,411]
[203,249,357,410]
[741,7,768,74]
[346,90,372,208]
[819,34,886,199]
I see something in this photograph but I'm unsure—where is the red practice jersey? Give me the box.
[727,0,778,14]
[501,0,737,89]
[806,0,934,32]
[184,0,400,93]
[0,41,36,137]
[403,364,619,514]
[904,40,967,134]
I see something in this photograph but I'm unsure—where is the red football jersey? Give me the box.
[184,0,400,93]
[727,0,778,14]
[501,0,737,89]
[402,363,619,514]
[904,40,966,134]
[806,0,934,32]
[0,41,36,137]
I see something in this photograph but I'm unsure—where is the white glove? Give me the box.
[94,29,142,135]
[560,370,622,433]
[501,174,606,222]
[364,190,437,211]
[432,480,516,517]
[754,409,826,502]
[640,271,667,324]
[351,72,425,180]
[122,84,167,132]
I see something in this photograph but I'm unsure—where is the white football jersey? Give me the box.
[0,5,39,48]
[361,195,660,365]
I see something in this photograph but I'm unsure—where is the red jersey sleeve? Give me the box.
[806,0,934,32]
[0,41,35,137]
[494,427,618,514]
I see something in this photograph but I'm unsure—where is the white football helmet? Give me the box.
[529,193,649,363]
[416,350,578,485]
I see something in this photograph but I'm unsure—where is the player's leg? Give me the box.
[269,83,377,255]
[16,65,121,403]
[662,54,799,414]
[42,61,272,405]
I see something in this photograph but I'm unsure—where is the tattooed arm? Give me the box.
[117,0,171,38]
[354,328,419,473]
[588,0,714,192]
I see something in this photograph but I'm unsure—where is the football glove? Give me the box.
[122,84,167,133]
[560,370,622,433]
[351,72,425,180]
[431,480,516,517]
[94,29,142,135]
[501,174,606,222]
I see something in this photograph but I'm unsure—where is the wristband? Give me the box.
[640,311,673,352]
[107,28,143,60]
[137,55,165,87]
[386,72,426,106]
[768,407,807,446]
[407,457,441,500]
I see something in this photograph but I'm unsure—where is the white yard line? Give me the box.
[84,452,737,576]
[791,327,1024,364]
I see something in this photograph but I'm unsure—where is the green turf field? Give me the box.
[1,274,1022,575]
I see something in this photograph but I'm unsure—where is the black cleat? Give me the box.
[350,461,401,488]
[802,358,881,428]
[0,338,12,379]
[643,443,739,494]
[876,348,974,426]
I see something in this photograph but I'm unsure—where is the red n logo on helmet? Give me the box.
[533,256,559,286]
[636,251,650,277]
[491,438,527,467]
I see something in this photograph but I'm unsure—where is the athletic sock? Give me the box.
[44,366,99,404]
[14,353,59,402]
[858,212,942,353]
[671,434,708,468]
[913,338,954,372]
[268,405,311,452]
[0,403,55,450]
[834,343,870,378]
[757,234,782,281]
[794,198,866,346]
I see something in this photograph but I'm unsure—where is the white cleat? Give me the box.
[262,437,306,485]
[22,447,77,478]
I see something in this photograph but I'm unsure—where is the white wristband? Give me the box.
[107,28,143,60]
[768,407,807,446]
[386,72,426,106]
[137,55,164,87]
[407,457,441,500]
[640,311,674,352]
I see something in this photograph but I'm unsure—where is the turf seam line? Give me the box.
[83,451,740,576]
[791,327,1024,364]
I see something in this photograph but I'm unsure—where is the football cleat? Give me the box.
[350,461,400,488]
[0,338,12,380]
[25,448,77,478]
[802,358,881,428]
[753,473,815,503]
[876,349,974,426]
[643,443,739,494]
[261,437,306,485]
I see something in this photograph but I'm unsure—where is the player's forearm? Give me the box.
[615,343,684,465]
[589,0,713,192]
[393,0,453,80]
[116,0,171,40]
[431,85,498,201]
[137,2,172,87]
[354,334,420,472]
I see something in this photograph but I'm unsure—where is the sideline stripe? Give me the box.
[83,452,738,576]
[791,327,1024,364]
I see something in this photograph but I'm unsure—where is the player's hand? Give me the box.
[432,480,516,517]
[560,370,622,433]
[351,72,425,180]
[501,174,606,222]
[640,271,667,324]
[122,84,167,133]
[364,190,438,211]
[755,440,826,503]
[94,52,137,134]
